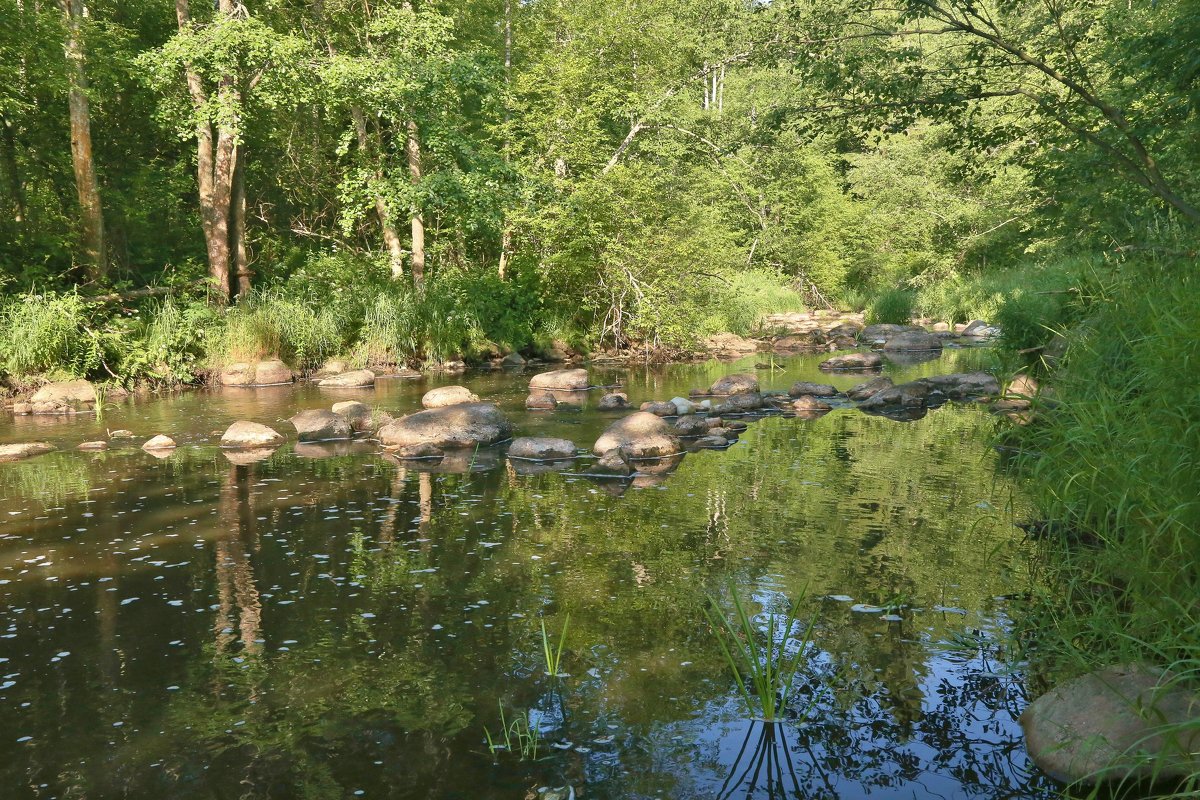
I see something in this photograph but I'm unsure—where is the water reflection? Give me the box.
[0,350,1057,799]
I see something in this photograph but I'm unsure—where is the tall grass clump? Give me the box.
[220,290,351,370]
[705,584,818,722]
[0,291,100,379]
[1011,257,1199,691]
[865,288,915,324]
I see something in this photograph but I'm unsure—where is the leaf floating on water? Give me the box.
[592,735,615,745]
[409,568,437,574]
[119,597,140,606]
[880,614,903,622]
[550,740,573,750]
[850,604,883,613]
[933,605,968,615]
[826,595,854,603]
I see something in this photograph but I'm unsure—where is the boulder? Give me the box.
[142,435,177,451]
[674,416,711,437]
[29,380,97,414]
[923,372,1001,399]
[704,332,758,357]
[962,319,990,336]
[529,368,589,391]
[332,400,374,432]
[318,369,375,388]
[695,435,731,448]
[222,448,278,465]
[859,323,923,343]
[109,429,135,439]
[526,392,557,410]
[422,385,480,409]
[788,381,838,398]
[819,352,883,371]
[598,392,629,410]
[1021,664,1200,785]
[315,359,349,377]
[378,403,513,450]
[219,360,293,386]
[772,333,823,351]
[931,322,951,332]
[289,409,351,442]
[501,352,526,367]
[593,412,682,460]
[724,420,748,432]
[669,396,696,415]
[709,373,759,396]
[828,322,863,339]
[220,421,286,449]
[0,442,56,462]
[713,393,764,414]
[508,437,578,461]
[78,441,109,451]
[1007,373,1040,399]
[12,402,32,415]
[858,380,942,411]
[639,401,676,417]
[882,331,944,352]
[792,396,832,412]
[847,376,894,401]
[591,447,633,477]
[707,427,738,441]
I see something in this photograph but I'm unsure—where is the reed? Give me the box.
[541,615,570,678]
[483,701,540,761]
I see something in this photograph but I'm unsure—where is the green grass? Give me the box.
[483,701,540,761]
[540,615,570,678]
[865,288,914,324]
[704,584,818,722]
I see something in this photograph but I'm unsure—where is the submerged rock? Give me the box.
[593,412,681,460]
[220,421,286,449]
[788,381,838,398]
[422,385,479,409]
[792,396,832,412]
[598,391,629,410]
[289,409,351,442]
[29,380,97,414]
[708,373,759,396]
[526,392,557,410]
[0,442,57,461]
[1021,664,1200,785]
[819,352,883,371]
[847,376,893,401]
[77,441,109,451]
[529,368,589,391]
[141,435,177,451]
[508,437,577,461]
[923,372,1001,399]
[222,447,279,465]
[378,403,513,450]
[109,429,135,439]
[318,369,375,388]
[388,442,445,460]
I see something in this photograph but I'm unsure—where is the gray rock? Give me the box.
[220,360,293,386]
[220,421,286,449]
[289,409,351,442]
[709,373,759,396]
[695,435,731,448]
[508,437,578,461]
[141,435,177,451]
[792,396,832,412]
[923,372,1001,399]
[591,448,633,477]
[669,396,696,415]
[422,385,480,409]
[526,392,557,410]
[847,376,894,401]
[378,403,513,450]
[858,381,941,411]
[78,441,109,451]
[318,369,375,388]
[859,323,923,343]
[529,368,589,391]
[828,322,863,338]
[29,380,97,413]
[882,331,944,351]
[0,442,56,461]
[593,412,682,460]
[772,333,823,351]
[1021,664,1200,784]
[713,393,763,414]
[639,401,676,416]
[389,443,445,460]
[332,400,374,432]
[501,352,526,366]
[788,381,838,398]
[707,427,738,441]
[819,352,884,371]
[598,392,629,410]
[673,416,710,437]
[962,319,990,336]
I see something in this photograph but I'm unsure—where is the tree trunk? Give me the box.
[406,119,425,286]
[352,108,406,277]
[60,0,105,279]
[498,0,513,279]
[232,146,251,297]
[1,117,25,224]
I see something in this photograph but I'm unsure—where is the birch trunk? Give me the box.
[406,119,425,286]
[352,108,405,277]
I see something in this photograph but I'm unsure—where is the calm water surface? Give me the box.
[0,349,1056,799]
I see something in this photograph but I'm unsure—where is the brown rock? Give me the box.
[377,403,513,450]
[713,393,763,414]
[508,437,578,461]
[709,373,759,396]
[598,392,629,410]
[289,409,351,442]
[141,435,177,451]
[332,400,374,432]
[220,421,286,449]
[593,412,682,460]
[389,443,445,460]
[819,352,884,371]
[847,376,893,401]
[29,380,97,413]
[529,368,589,391]
[788,381,838,398]
[792,396,832,412]
[318,369,375,388]
[77,441,109,451]
[422,385,480,409]
[639,401,676,416]
[525,392,557,410]
[0,442,56,461]
[882,331,943,352]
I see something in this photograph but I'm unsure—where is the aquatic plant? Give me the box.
[541,615,570,678]
[705,585,817,722]
[483,702,540,761]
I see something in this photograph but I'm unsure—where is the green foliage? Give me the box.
[483,702,540,762]
[540,615,570,678]
[219,290,352,370]
[865,289,915,325]
[0,291,100,379]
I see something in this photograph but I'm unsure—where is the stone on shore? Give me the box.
[29,380,97,414]
[220,360,293,387]
[318,369,375,388]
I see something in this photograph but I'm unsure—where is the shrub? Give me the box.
[219,290,352,370]
[865,288,915,324]
[0,291,100,379]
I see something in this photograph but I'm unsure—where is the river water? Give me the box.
[0,349,1057,799]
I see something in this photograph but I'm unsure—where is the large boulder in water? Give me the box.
[788,381,838,398]
[598,392,629,410]
[422,385,479,409]
[289,409,351,442]
[847,376,893,401]
[709,373,759,396]
[332,400,375,432]
[882,331,943,352]
[508,437,577,461]
[593,412,681,460]
[1021,664,1200,785]
[220,421,286,449]
[857,380,940,411]
[220,360,293,386]
[923,372,1000,399]
[859,323,923,344]
[713,393,764,414]
[0,442,56,462]
[529,368,589,391]
[29,380,97,414]
[378,403,513,450]
[819,352,883,371]
[318,369,375,388]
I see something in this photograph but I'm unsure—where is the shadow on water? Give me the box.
[0,349,1061,799]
